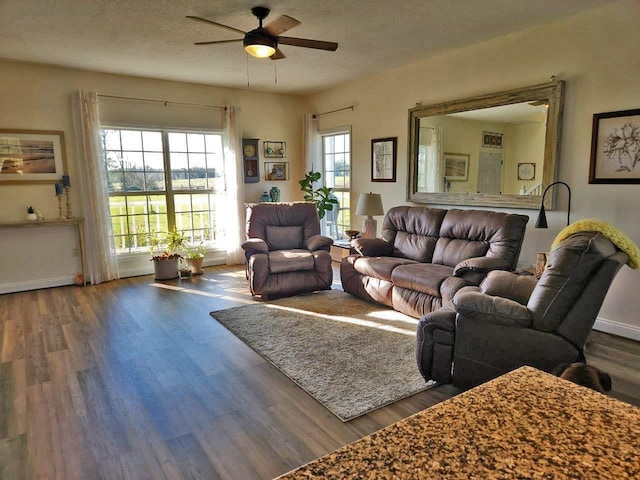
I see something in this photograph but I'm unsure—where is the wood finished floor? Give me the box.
[0,264,639,480]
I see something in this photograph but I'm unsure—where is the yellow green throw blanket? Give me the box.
[552,219,640,269]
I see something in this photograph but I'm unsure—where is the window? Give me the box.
[101,128,225,254]
[321,130,351,239]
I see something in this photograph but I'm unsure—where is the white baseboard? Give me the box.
[0,276,76,294]
[593,317,640,341]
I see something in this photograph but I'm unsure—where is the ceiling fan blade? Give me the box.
[185,16,246,35]
[264,15,300,37]
[278,36,338,52]
[194,39,243,46]
[270,48,286,60]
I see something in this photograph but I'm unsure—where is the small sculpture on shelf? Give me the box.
[26,206,38,221]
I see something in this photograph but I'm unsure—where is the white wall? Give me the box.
[0,61,306,289]
[305,0,640,339]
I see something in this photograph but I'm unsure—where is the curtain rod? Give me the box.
[313,105,355,118]
[98,94,224,110]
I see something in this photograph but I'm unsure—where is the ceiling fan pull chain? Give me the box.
[274,60,278,84]
[246,52,250,87]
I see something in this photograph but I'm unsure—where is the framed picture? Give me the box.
[482,131,503,149]
[444,152,469,181]
[371,137,397,182]
[264,141,286,158]
[517,162,536,181]
[589,108,640,184]
[265,162,289,181]
[0,129,67,184]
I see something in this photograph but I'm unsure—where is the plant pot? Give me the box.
[186,256,204,275]
[153,257,179,280]
[26,213,37,221]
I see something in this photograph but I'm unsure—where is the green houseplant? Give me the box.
[147,227,187,280]
[298,170,339,219]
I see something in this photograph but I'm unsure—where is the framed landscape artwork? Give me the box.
[589,108,640,184]
[444,152,469,181]
[0,129,67,184]
[371,137,397,182]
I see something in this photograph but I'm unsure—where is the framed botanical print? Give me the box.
[589,108,640,183]
[371,137,397,182]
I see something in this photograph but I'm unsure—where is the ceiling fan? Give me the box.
[186,6,339,60]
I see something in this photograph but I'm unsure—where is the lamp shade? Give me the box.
[243,30,276,58]
[535,204,548,229]
[355,193,384,216]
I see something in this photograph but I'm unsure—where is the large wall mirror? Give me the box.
[408,80,564,209]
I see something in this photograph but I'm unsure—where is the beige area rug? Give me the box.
[210,289,435,421]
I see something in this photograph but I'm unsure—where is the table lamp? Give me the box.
[355,192,384,238]
[535,181,571,228]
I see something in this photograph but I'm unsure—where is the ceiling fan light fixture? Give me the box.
[243,29,276,58]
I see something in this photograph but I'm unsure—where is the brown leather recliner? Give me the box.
[341,206,529,318]
[242,202,334,298]
[417,231,629,389]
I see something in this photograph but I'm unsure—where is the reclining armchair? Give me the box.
[242,202,334,299]
[417,230,631,389]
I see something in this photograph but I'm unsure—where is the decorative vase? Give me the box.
[26,213,38,221]
[269,186,280,202]
[260,192,271,202]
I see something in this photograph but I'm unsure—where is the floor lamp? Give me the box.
[535,181,572,228]
[355,192,384,238]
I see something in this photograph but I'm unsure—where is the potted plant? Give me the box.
[26,206,38,221]
[185,242,206,275]
[147,227,187,280]
[298,170,339,219]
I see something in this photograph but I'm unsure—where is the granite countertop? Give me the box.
[277,366,640,479]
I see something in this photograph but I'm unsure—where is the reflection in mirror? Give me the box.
[408,81,564,209]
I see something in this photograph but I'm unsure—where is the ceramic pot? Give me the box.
[269,186,280,202]
[260,192,271,202]
[153,257,179,280]
[26,213,38,221]
[186,256,204,275]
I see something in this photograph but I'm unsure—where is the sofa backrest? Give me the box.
[528,232,627,347]
[381,206,447,262]
[245,202,320,251]
[433,209,529,268]
[380,206,528,267]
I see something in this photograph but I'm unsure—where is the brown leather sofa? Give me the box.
[242,202,334,298]
[341,206,529,318]
[417,231,628,389]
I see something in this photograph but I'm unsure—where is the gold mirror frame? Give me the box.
[407,80,564,209]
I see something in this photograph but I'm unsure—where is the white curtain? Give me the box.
[222,105,245,265]
[73,90,119,284]
[303,113,321,174]
[421,126,444,193]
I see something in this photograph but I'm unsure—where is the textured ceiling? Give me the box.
[0,0,611,95]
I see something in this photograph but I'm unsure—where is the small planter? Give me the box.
[153,257,179,280]
[186,256,204,275]
[26,213,38,221]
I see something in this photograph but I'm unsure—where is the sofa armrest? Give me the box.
[242,238,268,256]
[351,237,393,257]
[307,234,333,252]
[453,256,510,277]
[452,291,532,328]
[480,270,537,306]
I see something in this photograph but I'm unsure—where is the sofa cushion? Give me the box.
[381,206,447,262]
[434,209,529,269]
[266,225,303,251]
[391,263,454,297]
[268,249,315,273]
[353,256,418,281]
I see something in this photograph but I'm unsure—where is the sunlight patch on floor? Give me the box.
[366,309,419,325]
[263,304,416,336]
[150,283,222,298]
